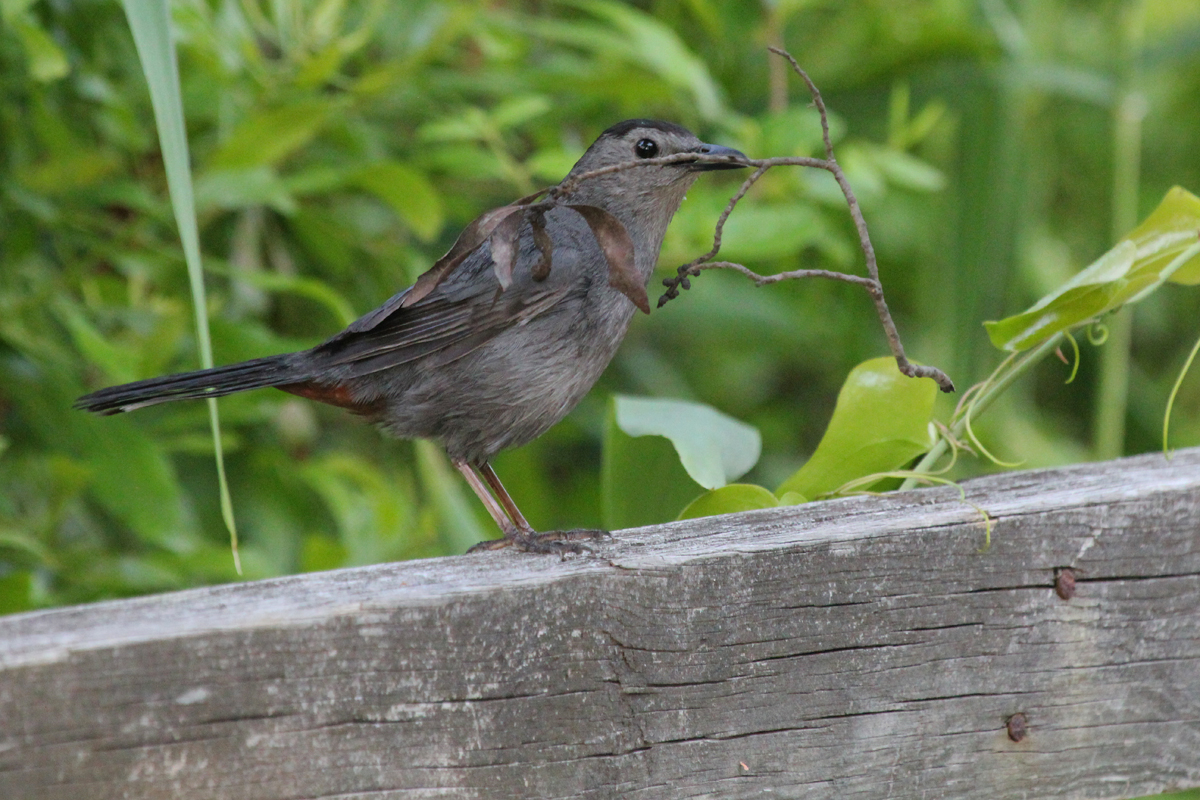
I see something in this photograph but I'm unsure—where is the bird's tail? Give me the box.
[75,354,304,415]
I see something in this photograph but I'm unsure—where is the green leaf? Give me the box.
[602,406,703,530]
[0,529,54,566]
[612,395,761,489]
[983,241,1143,351]
[0,570,36,615]
[208,100,335,170]
[194,167,297,214]
[295,43,348,89]
[491,95,552,129]
[351,162,445,242]
[567,0,726,120]
[423,143,507,180]
[601,396,760,530]
[300,534,348,573]
[526,148,582,181]
[777,358,937,500]
[52,300,140,385]
[1133,186,1200,285]
[718,203,825,262]
[1,356,191,549]
[676,483,779,521]
[985,187,1200,351]
[418,108,490,143]
[0,0,37,21]
[17,149,119,194]
[13,16,69,82]
[871,147,946,192]
[759,107,829,157]
[282,165,347,196]
[204,259,358,327]
[299,453,409,567]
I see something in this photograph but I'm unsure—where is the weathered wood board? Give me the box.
[2,449,1199,799]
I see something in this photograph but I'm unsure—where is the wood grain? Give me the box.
[2,449,1199,799]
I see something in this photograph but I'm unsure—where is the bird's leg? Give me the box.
[458,460,607,555]
[451,459,518,540]
[476,461,535,533]
[477,462,607,553]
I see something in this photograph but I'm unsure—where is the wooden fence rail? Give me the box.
[2,449,1200,799]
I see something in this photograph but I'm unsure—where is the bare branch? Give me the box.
[654,47,955,393]
[767,46,836,162]
[552,152,760,198]
[658,165,770,307]
[559,154,827,198]
[696,262,880,291]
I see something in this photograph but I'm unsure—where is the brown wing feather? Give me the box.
[311,284,573,379]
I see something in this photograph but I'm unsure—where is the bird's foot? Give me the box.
[466,528,610,558]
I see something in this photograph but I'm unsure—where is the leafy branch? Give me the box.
[901,188,1200,487]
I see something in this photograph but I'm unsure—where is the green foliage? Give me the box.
[673,183,1200,524]
[985,188,1200,351]
[610,395,760,490]
[3,0,1200,614]
[601,394,760,529]
[677,483,780,521]
[776,357,937,499]
[674,357,936,520]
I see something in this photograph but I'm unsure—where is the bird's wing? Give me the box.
[310,261,576,379]
[309,207,598,379]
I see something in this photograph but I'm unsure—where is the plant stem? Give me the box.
[901,333,1064,490]
[1092,0,1145,460]
[1092,308,1132,459]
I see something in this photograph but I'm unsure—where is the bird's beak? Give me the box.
[686,143,748,171]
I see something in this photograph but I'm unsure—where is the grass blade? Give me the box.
[121,0,240,572]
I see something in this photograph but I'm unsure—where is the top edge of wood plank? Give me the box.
[1,447,1197,669]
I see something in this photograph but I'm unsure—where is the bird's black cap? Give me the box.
[599,119,696,139]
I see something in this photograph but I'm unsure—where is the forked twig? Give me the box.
[655,47,954,393]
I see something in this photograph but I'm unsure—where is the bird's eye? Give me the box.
[635,138,659,158]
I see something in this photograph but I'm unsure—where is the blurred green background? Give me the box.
[2,0,1200,612]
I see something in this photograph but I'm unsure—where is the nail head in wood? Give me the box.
[1055,567,1076,600]
[1007,712,1029,743]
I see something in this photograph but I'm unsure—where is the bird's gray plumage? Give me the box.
[77,121,745,470]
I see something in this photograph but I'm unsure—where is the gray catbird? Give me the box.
[76,120,747,553]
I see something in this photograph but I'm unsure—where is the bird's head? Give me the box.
[564,119,747,206]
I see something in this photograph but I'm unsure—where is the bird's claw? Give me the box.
[466,528,609,559]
